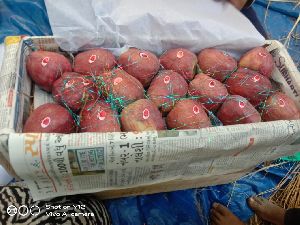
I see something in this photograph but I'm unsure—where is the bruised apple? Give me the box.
[226,71,272,107]
[217,95,261,125]
[166,99,211,130]
[100,68,145,107]
[160,48,198,80]
[26,51,72,92]
[188,74,228,111]
[52,72,99,111]
[80,100,121,132]
[261,92,300,121]
[118,48,160,87]
[74,48,116,75]
[147,70,188,113]
[23,103,75,133]
[239,47,274,78]
[120,99,165,132]
[197,48,237,82]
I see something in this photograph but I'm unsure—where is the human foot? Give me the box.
[210,203,245,225]
[248,197,286,225]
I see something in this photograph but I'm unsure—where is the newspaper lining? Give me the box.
[1,36,300,200]
[8,121,300,200]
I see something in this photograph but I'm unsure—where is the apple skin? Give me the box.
[166,99,211,130]
[188,73,228,111]
[261,92,300,121]
[26,51,72,92]
[226,71,272,107]
[23,103,76,133]
[217,95,261,125]
[80,100,121,132]
[120,99,165,132]
[52,72,99,112]
[100,68,145,108]
[160,48,198,81]
[118,48,160,87]
[147,70,188,113]
[197,48,237,82]
[74,48,116,75]
[239,47,274,78]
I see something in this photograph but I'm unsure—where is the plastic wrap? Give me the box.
[45,0,265,56]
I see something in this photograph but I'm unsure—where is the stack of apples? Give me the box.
[23,45,299,133]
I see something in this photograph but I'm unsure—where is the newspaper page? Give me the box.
[9,119,300,201]
[0,37,21,132]
[0,36,32,178]
[266,40,300,109]
[34,86,54,109]
[0,36,32,133]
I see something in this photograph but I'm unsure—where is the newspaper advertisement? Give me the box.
[9,119,300,200]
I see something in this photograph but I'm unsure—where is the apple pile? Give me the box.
[23,46,300,133]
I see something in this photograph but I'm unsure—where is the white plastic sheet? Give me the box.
[45,0,265,55]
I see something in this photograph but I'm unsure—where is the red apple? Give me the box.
[239,47,274,78]
[160,48,198,80]
[23,103,76,133]
[226,71,272,107]
[120,99,165,132]
[261,92,300,121]
[217,95,261,125]
[74,48,116,75]
[52,72,99,111]
[99,68,145,108]
[166,99,211,130]
[198,48,237,82]
[80,100,121,132]
[188,74,228,111]
[118,48,160,87]
[147,70,188,113]
[26,51,72,92]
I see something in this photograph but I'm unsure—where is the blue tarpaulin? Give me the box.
[253,0,300,70]
[0,0,299,224]
[0,0,52,42]
[104,162,297,224]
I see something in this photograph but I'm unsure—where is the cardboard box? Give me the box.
[1,36,300,200]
